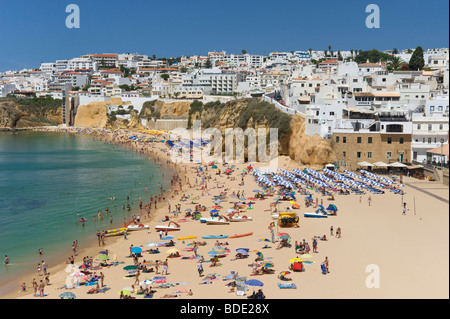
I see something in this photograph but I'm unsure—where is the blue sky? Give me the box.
[0,0,448,71]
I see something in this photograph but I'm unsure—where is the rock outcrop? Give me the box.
[0,98,61,128]
[74,102,108,128]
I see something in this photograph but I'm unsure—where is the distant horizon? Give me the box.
[0,0,448,72]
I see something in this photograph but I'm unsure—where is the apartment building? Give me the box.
[331,108,413,168]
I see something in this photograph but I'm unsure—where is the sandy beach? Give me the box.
[3,127,448,299]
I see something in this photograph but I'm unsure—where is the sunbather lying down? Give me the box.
[161,294,180,298]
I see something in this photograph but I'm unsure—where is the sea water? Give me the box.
[0,131,169,293]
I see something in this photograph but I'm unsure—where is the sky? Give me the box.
[0,0,448,71]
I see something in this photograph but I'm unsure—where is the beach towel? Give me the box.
[277,283,297,289]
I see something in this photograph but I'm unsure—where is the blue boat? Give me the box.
[202,235,229,239]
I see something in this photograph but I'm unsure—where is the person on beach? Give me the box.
[323,257,330,274]
[368,196,372,206]
[4,255,9,265]
[313,238,318,253]
[38,280,45,297]
[197,260,204,277]
[402,202,407,215]
[330,226,334,236]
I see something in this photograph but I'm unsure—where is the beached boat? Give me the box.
[105,230,125,237]
[206,215,230,225]
[202,235,229,239]
[304,210,328,218]
[127,224,149,231]
[229,213,252,222]
[107,227,127,234]
[155,221,181,232]
[228,232,253,239]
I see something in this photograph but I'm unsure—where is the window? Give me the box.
[368,137,373,144]
[343,137,347,143]
[330,112,335,116]
[353,79,358,83]
[400,138,404,144]
[439,124,443,130]
[357,137,362,143]
[387,152,392,159]
[428,138,432,144]
[357,152,361,158]
[438,105,443,111]
[428,124,432,131]
[387,137,392,144]
[343,152,346,158]
[368,152,372,158]
[336,136,339,143]
[413,152,418,160]
[417,124,421,130]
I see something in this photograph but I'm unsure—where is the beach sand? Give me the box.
[4,128,449,299]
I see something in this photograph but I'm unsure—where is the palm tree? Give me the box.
[328,45,332,55]
[387,56,404,70]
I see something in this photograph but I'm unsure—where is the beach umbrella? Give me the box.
[245,279,264,287]
[166,248,179,255]
[279,235,290,240]
[326,204,338,212]
[247,197,255,200]
[131,247,142,254]
[261,263,274,268]
[123,265,138,271]
[208,251,222,256]
[79,264,89,269]
[99,251,108,255]
[118,289,132,296]
[210,209,219,213]
[97,254,109,261]
[69,271,84,277]
[289,258,303,263]
[212,165,218,169]
[236,248,249,255]
[58,292,76,299]
[162,236,174,240]
[253,190,261,192]
[279,271,291,276]
[185,208,192,212]
[212,246,226,254]
[260,239,271,242]
[254,251,264,258]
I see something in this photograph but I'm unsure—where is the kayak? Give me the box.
[202,235,229,239]
[228,232,253,239]
[177,236,197,240]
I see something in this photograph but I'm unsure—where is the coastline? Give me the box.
[2,126,448,299]
[1,126,180,298]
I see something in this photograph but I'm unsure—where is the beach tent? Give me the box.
[390,162,407,168]
[373,162,390,167]
[358,161,374,167]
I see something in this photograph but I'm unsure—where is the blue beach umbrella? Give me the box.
[245,279,264,287]
[210,209,219,213]
[131,247,142,254]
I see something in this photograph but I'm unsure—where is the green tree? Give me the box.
[387,56,404,70]
[242,49,247,55]
[160,73,170,81]
[408,46,425,71]
[204,59,212,68]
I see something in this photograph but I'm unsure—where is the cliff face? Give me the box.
[74,102,108,128]
[0,99,61,128]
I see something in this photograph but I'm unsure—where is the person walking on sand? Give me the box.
[330,226,334,236]
[368,196,372,206]
[313,238,318,253]
[402,202,407,215]
[324,257,330,273]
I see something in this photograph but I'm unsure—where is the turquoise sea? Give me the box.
[0,131,169,295]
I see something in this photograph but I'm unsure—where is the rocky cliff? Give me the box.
[0,98,61,128]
